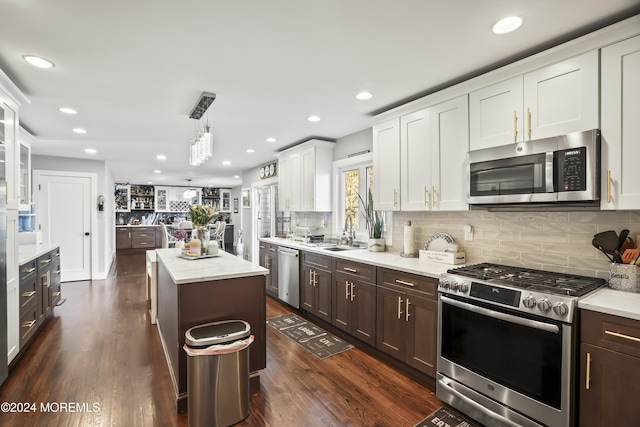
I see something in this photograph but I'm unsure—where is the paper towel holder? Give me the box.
[400,220,417,258]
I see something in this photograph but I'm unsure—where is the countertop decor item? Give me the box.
[401,221,415,258]
[357,188,385,252]
[188,204,218,254]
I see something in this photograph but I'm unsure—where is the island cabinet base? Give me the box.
[156,261,266,412]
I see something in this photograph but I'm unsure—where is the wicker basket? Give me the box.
[609,264,640,292]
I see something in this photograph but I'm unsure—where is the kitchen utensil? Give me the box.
[633,252,640,265]
[592,239,615,263]
[621,248,640,264]
[617,229,630,252]
[593,231,623,262]
[620,236,636,254]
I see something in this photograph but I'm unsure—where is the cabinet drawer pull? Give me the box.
[269,247,277,252]
[604,330,640,343]
[585,352,591,390]
[139,242,149,245]
[22,291,36,298]
[395,279,415,287]
[259,245,266,249]
[54,270,61,274]
[23,267,36,273]
[53,292,61,297]
[343,267,357,273]
[139,233,148,237]
[23,320,36,329]
[54,252,60,257]
[41,259,52,264]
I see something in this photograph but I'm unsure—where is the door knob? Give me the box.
[85,232,90,236]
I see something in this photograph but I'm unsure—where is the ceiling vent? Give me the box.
[189,92,216,119]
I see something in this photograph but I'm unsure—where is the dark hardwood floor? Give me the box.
[0,253,441,426]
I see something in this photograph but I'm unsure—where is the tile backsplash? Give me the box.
[392,210,640,279]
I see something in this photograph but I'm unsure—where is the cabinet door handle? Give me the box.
[424,186,428,207]
[343,267,357,273]
[395,279,415,287]
[604,330,640,343]
[23,320,36,329]
[393,189,398,208]
[527,107,532,138]
[350,282,355,302]
[405,298,411,322]
[47,271,51,287]
[513,110,518,141]
[431,186,436,209]
[607,170,612,203]
[22,291,36,298]
[585,352,591,390]
[23,267,36,273]
[345,281,350,300]
[309,270,314,286]
[313,271,318,286]
[397,296,404,319]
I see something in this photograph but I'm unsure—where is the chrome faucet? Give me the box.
[342,214,354,246]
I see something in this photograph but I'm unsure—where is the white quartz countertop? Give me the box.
[115,224,159,228]
[155,248,268,285]
[19,243,60,265]
[579,287,640,321]
[259,237,456,279]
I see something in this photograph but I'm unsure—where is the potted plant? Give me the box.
[357,188,385,252]
[188,204,219,254]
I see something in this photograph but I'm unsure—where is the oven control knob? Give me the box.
[450,281,460,291]
[537,298,552,312]
[522,295,537,309]
[439,279,450,289]
[458,282,469,293]
[553,302,569,317]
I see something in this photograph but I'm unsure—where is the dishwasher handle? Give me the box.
[278,247,299,257]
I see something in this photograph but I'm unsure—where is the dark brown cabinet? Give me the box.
[301,252,332,323]
[332,259,376,346]
[579,310,640,426]
[259,243,279,297]
[376,268,438,376]
[18,247,62,350]
[116,226,162,251]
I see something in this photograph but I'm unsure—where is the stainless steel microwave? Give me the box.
[467,129,600,206]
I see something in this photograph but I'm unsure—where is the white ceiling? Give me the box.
[1,0,639,188]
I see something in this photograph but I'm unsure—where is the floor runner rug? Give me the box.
[267,313,354,359]
[414,406,482,427]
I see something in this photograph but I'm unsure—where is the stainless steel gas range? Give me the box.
[436,263,606,427]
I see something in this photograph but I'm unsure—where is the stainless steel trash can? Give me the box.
[184,320,253,427]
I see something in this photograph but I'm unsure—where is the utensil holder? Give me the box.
[609,264,640,292]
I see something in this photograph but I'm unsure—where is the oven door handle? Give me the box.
[441,295,560,334]
[437,377,523,427]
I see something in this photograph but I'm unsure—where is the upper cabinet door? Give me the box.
[431,95,469,211]
[469,76,523,150]
[373,118,401,211]
[601,35,640,210]
[400,109,430,211]
[300,146,316,212]
[524,50,599,141]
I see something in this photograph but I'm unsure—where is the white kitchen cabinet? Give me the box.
[373,118,401,211]
[601,35,640,210]
[220,189,231,213]
[277,139,334,212]
[431,95,469,210]
[400,109,430,210]
[115,184,131,212]
[6,210,18,362]
[469,50,599,150]
[387,96,469,212]
[154,186,200,212]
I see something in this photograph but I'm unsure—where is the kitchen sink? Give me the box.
[322,246,359,252]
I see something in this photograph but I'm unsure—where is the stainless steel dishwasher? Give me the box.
[277,247,299,308]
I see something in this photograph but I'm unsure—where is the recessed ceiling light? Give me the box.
[307,115,321,122]
[156,154,167,160]
[222,161,231,166]
[356,92,373,100]
[84,148,96,154]
[492,16,523,34]
[58,107,77,115]
[23,55,55,69]
[72,128,87,134]
[154,170,162,174]
[266,137,276,143]
[234,175,240,179]
[246,149,255,153]
[147,181,153,184]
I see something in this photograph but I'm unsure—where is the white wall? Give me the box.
[333,128,372,161]
[32,155,113,278]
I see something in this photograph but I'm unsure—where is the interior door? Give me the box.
[37,173,92,281]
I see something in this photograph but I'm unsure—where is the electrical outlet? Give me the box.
[464,225,474,241]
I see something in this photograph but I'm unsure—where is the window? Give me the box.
[333,153,392,242]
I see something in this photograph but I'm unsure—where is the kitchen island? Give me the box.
[155,248,268,412]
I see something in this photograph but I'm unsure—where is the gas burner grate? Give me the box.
[448,263,606,297]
